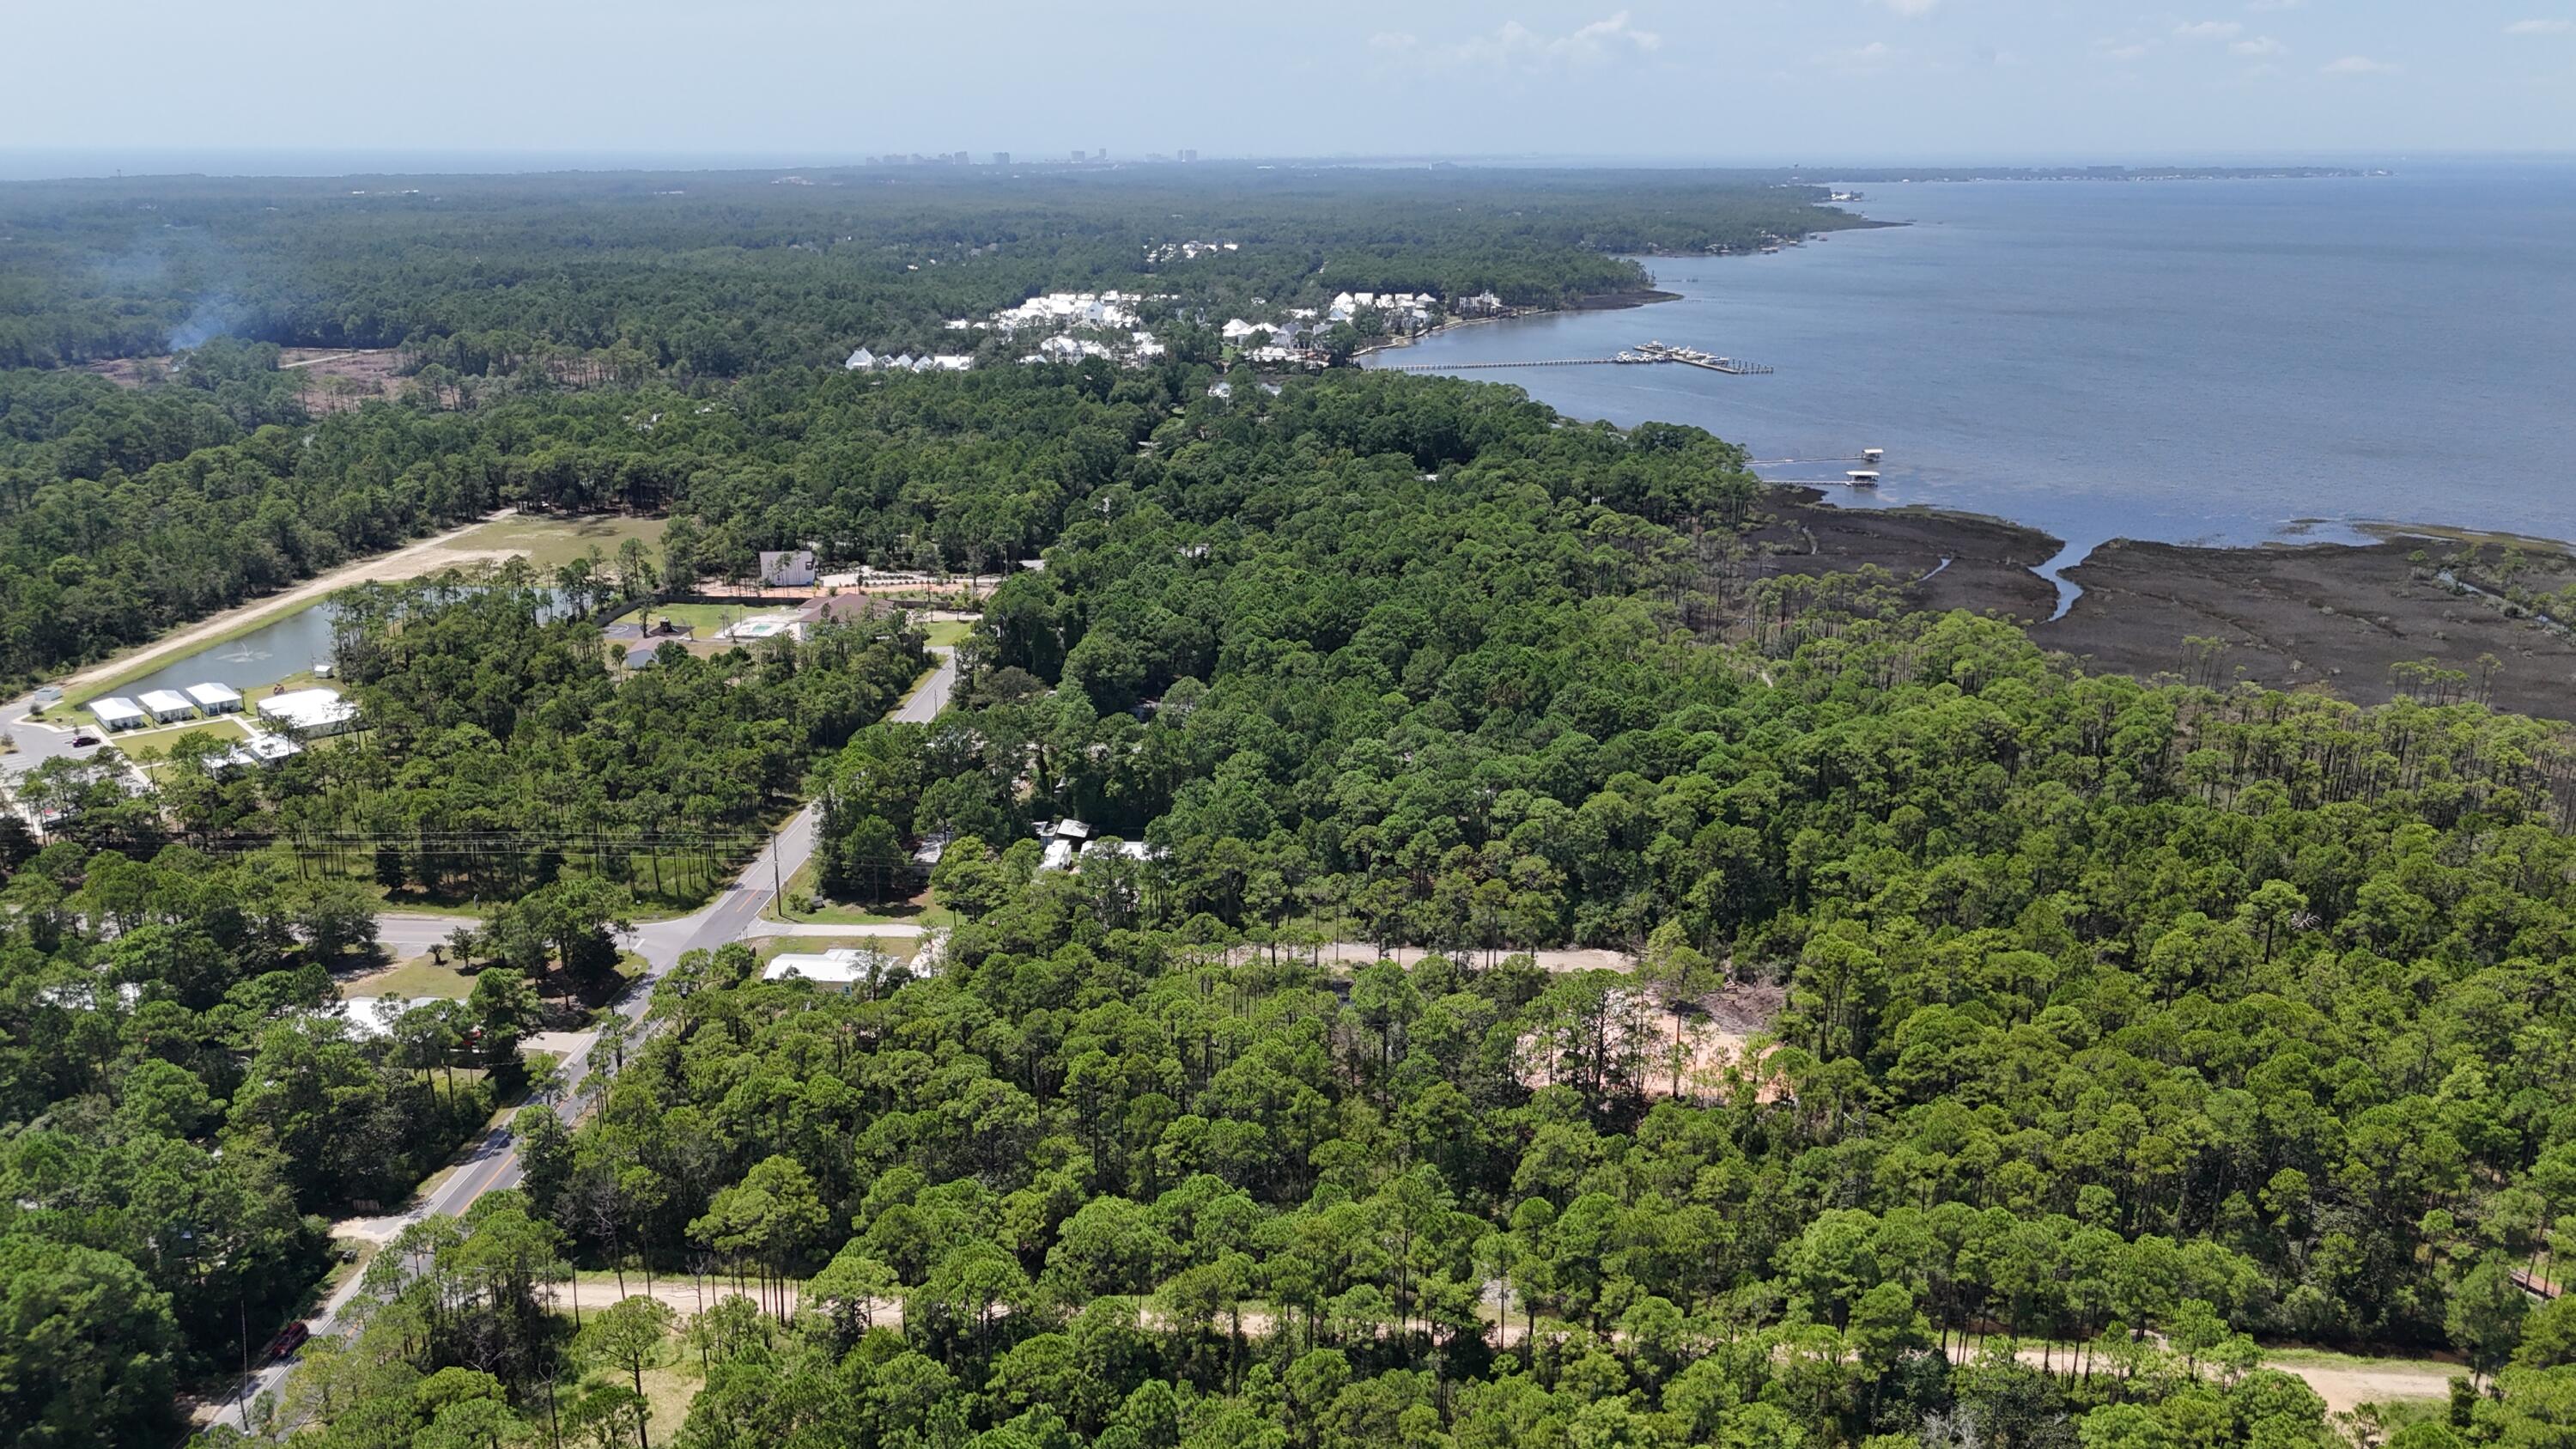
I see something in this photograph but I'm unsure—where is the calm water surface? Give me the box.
[1369,163,2576,581]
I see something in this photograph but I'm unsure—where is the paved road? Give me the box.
[0,695,105,784]
[218,805,829,1431]
[216,643,961,1431]
[892,646,957,725]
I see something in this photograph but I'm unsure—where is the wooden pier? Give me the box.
[1382,357,1632,372]
[1381,350,1783,371]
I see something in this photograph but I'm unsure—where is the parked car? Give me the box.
[263,1320,311,1362]
[70,734,99,747]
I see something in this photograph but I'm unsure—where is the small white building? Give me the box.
[843,346,877,371]
[759,549,817,588]
[137,689,196,723]
[185,682,244,714]
[213,731,304,772]
[336,996,443,1040]
[93,697,147,731]
[255,688,360,737]
[762,946,897,992]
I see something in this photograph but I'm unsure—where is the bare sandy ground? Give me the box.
[57,513,522,694]
[537,1275,2448,1414]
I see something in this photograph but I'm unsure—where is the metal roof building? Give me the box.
[137,689,196,722]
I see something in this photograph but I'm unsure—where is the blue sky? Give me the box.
[3,1,2570,170]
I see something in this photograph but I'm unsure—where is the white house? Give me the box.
[1221,319,1261,342]
[928,355,974,372]
[185,682,244,714]
[137,689,196,723]
[335,996,443,1040]
[93,697,147,731]
[255,688,360,737]
[759,549,817,588]
[843,346,877,371]
[762,946,899,992]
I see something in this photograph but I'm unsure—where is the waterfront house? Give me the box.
[137,689,197,723]
[93,697,147,731]
[185,682,244,714]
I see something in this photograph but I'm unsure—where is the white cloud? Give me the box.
[1369,31,1419,51]
[1429,11,1663,73]
[2321,54,2400,74]
[1816,40,1904,75]
[1876,0,1940,15]
[2230,34,2287,56]
[2096,33,2158,61]
[2175,20,2245,40]
[2505,18,2575,33]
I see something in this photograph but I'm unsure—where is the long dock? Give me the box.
[1379,341,1776,375]
[1382,357,1631,372]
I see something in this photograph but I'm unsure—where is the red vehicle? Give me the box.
[263,1320,311,1362]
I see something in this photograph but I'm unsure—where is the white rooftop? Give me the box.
[255,687,360,734]
[762,947,895,987]
[93,697,146,725]
[185,682,244,708]
[138,689,194,715]
[335,995,444,1039]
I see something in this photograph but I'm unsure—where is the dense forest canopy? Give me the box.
[6,167,2576,1449]
[0,166,1864,372]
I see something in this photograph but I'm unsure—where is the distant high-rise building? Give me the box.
[992,151,1010,167]
[1097,149,1109,161]
[1180,149,1198,162]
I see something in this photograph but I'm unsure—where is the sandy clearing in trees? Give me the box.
[555,1277,815,1318]
[55,513,525,695]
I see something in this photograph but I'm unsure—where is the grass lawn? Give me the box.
[634,1357,706,1432]
[756,935,918,965]
[763,860,957,928]
[2256,1344,2465,1374]
[921,618,975,648]
[456,513,668,571]
[617,601,759,636]
[343,955,477,1000]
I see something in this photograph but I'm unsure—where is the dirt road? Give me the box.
[58,514,521,696]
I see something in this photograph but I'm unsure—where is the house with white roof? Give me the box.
[255,687,360,737]
[93,697,147,731]
[762,946,902,992]
[843,346,877,370]
[185,682,244,714]
[137,689,196,723]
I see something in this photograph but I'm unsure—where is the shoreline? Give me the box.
[1758,486,2576,721]
[22,512,525,709]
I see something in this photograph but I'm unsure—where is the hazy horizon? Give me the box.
[3,148,2570,186]
[6,1,2570,181]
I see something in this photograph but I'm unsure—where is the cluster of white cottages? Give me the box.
[841,348,974,374]
[842,286,1508,376]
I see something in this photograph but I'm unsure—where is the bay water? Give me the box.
[1367,161,2576,587]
